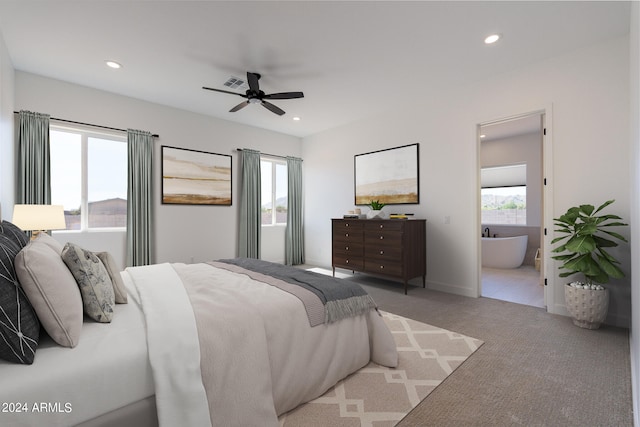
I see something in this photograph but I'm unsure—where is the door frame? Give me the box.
[476,106,554,311]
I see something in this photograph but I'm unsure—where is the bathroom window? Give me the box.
[481,164,527,225]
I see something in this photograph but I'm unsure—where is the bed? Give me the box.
[0,254,398,427]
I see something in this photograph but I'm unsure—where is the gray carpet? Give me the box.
[334,271,632,427]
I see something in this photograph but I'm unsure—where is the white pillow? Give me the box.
[15,240,83,347]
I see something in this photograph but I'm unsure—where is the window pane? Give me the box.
[275,163,287,224]
[481,186,527,225]
[261,161,273,225]
[88,137,127,228]
[50,130,81,230]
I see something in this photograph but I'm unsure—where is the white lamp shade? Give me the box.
[12,204,66,231]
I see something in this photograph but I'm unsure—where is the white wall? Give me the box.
[480,131,542,227]
[628,2,639,426]
[12,72,301,268]
[303,36,631,327]
[0,32,14,220]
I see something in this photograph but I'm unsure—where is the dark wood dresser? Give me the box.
[331,218,426,294]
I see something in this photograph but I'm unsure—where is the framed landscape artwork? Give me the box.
[161,146,232,205]
[354,143,419,205]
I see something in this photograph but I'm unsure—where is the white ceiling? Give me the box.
[0,1,630,138]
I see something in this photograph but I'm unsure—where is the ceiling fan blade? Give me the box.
[229,101,249,112]
[261,101,286,116]
[263,92,304,100]
[247,72,261,92]
[202,86,247,97]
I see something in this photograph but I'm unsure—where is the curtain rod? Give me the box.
[13,111,159,138]
[235,148,303,161]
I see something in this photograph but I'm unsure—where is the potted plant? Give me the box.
[551,200,628,329]
[366,200,388,219]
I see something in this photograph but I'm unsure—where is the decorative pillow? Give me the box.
[15,240,83,348]
[32,232,64,254]
[0,220,29,249]
[61,243,115,323]
[0,235,40,364]
[95,252,128,304]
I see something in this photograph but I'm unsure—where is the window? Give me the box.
[481,164,527,225]
[260,158,287,225]
[50,126,127,230]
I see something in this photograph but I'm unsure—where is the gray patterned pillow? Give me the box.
[61,243,115,323]
[0,220,29,249]
[0,234,40,364]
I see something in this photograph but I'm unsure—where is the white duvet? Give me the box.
[124,262,398,427]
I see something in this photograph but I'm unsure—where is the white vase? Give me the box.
[367,210,388,219]
[564,284,609,329]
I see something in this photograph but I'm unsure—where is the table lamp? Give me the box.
[12,204,66,239]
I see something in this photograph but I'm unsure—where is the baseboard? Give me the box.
[426,280,479,298]
[552,303,630,329]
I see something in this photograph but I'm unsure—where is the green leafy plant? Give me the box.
[369,200,385,210]
[551,200,628,285]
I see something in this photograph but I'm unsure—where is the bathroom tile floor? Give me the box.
[481,265,544,308]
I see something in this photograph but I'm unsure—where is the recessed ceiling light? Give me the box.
[480,134,486,138]
[105,60,122,69]
[292,116,301,121]
[484,34,501,44]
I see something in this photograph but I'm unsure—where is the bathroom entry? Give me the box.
[479,112,545,308]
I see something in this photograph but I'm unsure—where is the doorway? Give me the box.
[478,112,546,308]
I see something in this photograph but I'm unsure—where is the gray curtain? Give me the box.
[238,149,261,259]
[18,111,51,204]
[285,156,304,265]
[126,129,154,267]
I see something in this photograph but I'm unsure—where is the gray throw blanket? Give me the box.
[216,258,377,324]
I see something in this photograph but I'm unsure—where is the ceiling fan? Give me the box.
[203,71,304,116]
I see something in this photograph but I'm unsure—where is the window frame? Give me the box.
[260,156,288,227]
[49,124,127,233]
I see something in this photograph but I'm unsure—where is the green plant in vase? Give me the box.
[367,200,387,219]
[551,199,628,329]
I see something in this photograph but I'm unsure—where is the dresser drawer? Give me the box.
[333,241,364,257]
[364,260,403,277]
[333,220,364,232]
[333,255,364,271]
[365,245,402,261]
[364,230,403,245]
[364,221,404,232]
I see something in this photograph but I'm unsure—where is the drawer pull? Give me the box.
[379,236,384,240]
[380,224,384,229]
[380,250,384,255]
[346,223,349,227]
[346,260,349,264]
[346,246,349,251]
[345,233,349,237]
[380,265,384,269]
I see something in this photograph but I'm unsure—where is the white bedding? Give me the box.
[125,262,397,427]
[0,289,153,426]
[0,261,397,427]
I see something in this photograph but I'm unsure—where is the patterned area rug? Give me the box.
[279,311,483,426]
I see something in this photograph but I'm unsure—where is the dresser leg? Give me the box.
[404,281,408,295]
[332,266,335,277]
[423,275,426,288]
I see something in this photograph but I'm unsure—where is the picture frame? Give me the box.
[354,143,419,205]
[161,145,232,205]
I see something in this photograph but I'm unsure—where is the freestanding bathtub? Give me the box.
[481,235,528,269]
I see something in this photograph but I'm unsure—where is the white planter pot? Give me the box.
[564,284,609,329]
[366,210,388,219]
